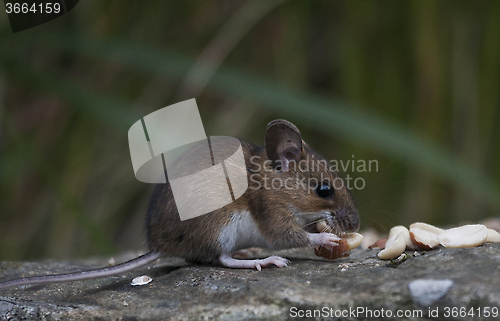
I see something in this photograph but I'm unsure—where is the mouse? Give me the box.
[0,119,359,290]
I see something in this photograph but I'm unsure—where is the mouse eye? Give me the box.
[315,182,333,198]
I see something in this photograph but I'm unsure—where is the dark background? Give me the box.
[0,0,499,260]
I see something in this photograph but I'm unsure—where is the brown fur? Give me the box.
[145,120,359,263]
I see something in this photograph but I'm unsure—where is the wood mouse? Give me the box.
[0,119,359,290]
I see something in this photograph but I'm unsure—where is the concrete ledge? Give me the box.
[1,244,499,320]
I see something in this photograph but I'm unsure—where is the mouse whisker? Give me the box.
[300,219,323,229]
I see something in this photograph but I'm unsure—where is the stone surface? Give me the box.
[1,244,499,320]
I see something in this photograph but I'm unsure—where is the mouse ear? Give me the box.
[265,119,302,171]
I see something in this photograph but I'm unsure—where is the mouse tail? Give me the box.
[0,251,162,290]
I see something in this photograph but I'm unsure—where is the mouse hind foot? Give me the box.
[218,253,290,271]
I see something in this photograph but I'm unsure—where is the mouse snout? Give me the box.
[334,209,360,232]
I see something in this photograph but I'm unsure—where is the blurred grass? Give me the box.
[0,0,499,260]
[4,32,500,208]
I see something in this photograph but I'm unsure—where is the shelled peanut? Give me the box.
[377,222,500,260]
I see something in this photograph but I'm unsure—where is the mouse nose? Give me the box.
[335,209,360,232]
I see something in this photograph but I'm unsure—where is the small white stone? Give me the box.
[131,275,153,286]
[396,253,407,260]
[409,279,454,306]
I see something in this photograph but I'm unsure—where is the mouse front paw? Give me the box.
[307,232,341,250]
[218,254,290,271]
